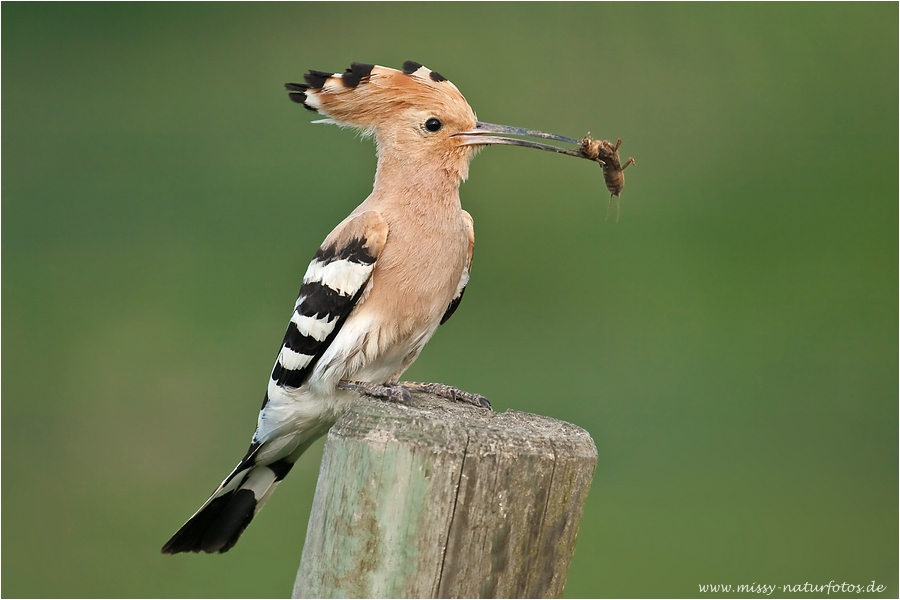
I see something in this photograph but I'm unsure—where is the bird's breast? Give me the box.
[367,209,470,328]
[309,203,472,390]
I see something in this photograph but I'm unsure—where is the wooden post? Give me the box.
[292,392,598,599]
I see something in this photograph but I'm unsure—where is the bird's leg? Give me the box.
[399,382,492,410]
[337,381,412,406]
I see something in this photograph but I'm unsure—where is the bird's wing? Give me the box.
[266,209,389,397]
[441,209,474,325]
[160,210,389,555]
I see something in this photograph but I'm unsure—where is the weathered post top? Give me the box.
[293,392,598,599]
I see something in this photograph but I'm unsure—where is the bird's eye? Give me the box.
[424,118,443,132]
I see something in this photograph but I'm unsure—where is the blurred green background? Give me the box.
[3,3,896,598]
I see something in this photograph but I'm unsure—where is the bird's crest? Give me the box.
[285,61,471,133]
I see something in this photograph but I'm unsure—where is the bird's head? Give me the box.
[287,62,477,181]
[287,61,596,185]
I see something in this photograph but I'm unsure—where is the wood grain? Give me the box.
[293,393,597,599]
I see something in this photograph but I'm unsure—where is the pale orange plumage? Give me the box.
[163,61,603,554]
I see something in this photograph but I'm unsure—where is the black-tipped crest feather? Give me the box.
[303,70,332,89]
[342,62,374,88]
[402,60,422,74]
[287,92,308,104]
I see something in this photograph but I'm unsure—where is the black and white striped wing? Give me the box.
[160,210,389,555]
[263,210,389,405]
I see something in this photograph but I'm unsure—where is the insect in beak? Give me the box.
[455,123,635,219]
[579,135,636,222]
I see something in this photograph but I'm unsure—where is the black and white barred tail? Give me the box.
[161,445,288,554]
[160,436,327,554]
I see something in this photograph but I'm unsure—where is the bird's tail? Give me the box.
[161,437,317,554]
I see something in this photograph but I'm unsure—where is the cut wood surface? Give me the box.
[293,392,598,599]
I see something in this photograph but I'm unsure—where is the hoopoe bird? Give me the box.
[162,61,601,554]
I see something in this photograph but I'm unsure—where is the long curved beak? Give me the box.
[453,121,592,160]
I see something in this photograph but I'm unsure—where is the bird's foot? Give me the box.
[399,382,492,410]
[337,381,412,405]
[338,380,491,410]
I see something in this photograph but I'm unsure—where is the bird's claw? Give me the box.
[338,381,412,406]
[339,381,491,410]
[400,382,492,410]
